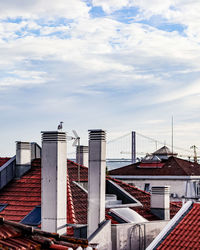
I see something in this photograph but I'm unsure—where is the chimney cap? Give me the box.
[89,129,106,141]
[88,129,106,132]
[41,131,66,142]
[41,131,66,134]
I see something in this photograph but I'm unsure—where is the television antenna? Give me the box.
[68,130,81,183]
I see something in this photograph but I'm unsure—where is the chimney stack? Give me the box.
[41,131,67,234]
[76,145,89,168]
[151,186,170,220]
[16,142,31,177]
[16,142,31,165]
[87,129,106,237]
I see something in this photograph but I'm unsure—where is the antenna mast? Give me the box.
[171,116,174,154]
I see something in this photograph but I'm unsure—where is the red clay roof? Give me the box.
[0,218,91,249]
[0,158,180,228]
[0,158,11,167]
[67,160,180,222]
[109,156,200,176]
[157,203,200,249]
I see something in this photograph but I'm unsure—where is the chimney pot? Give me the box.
[151,186,170,220]
[76,145,89,168]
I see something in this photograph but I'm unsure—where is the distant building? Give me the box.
[109,146,200,200]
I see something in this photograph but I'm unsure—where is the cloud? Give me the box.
[0,0,90,19]
[1,0,200,156]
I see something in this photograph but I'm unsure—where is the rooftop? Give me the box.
[109,156,200,176]
[0,158,181,229]
[156,202,200,249]
[0,217,91,249]
[0,158,10,167]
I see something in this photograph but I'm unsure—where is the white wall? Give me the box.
[120,179,194,199]
[88,220,112,250]
[111,221,168,250]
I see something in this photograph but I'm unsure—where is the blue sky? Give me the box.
[1,0,200,157]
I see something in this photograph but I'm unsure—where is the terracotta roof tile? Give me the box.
[157,203,200,249]
[0,158,11,167]
[0,158,181,230]
[0,219,91,249]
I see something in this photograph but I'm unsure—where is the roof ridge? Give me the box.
[172,157,194,175]
[67,174,77,225]
[155,202,194,249]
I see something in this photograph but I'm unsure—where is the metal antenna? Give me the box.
[72,130,81,183]
[172,116,174,154]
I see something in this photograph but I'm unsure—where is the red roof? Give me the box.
[0,218,91,249]
[157,203,200,249]
[0,159,180,228]
[0,158,11,167]
[109,156,200,176]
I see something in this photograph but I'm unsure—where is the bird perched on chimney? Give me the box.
[57,121,63,131]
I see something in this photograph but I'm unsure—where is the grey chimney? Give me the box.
[16,142,31,165]
[76,145,89,168]
[151,186,170,220]
[16,142,31,177]
[41,131,67,234]
[87,129,106,237]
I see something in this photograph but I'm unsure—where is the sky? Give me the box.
[1,0,200,157]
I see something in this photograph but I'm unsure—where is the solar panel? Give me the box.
[0,204,7,212]
[21,206,41,226]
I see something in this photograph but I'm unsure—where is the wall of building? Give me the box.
[111,220,168,250]
[88,220,112,250]
[121,179,187,199]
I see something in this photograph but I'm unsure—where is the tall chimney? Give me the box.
[16,142,31,177]
[151,186,170,220]
[87,129,106,237]
[76,145,89,167]
[41,131,67,234]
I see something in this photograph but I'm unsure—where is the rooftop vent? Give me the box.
[141,155,161,163]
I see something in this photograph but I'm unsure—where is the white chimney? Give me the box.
[41,131,67,234]
[16,141,32,177]
[87,129,106,237]
[151,186,170,220]
[76,145,89,167]
[16,141,31,165]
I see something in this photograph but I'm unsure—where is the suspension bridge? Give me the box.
[67,131,195,166]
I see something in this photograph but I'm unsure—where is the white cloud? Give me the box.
[0,0,90,19]
[1,0,200,156]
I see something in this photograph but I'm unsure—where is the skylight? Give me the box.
[21,206,41,226]
[110,208,148,223]
[0,204,7,212]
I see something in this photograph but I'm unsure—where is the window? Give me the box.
[0,204,7,212]
[144,183,150,192]
[21,206,41,226]
[196,182,200,197]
